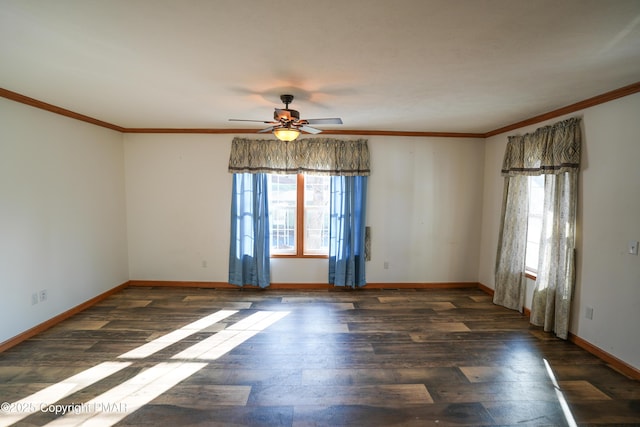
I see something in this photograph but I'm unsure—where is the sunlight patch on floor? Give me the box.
[44,362,207,426]
[172,311,290,360]
[543,358,578,427]
[118,309,238,359]
[1,309,290,427]
[0,362,131,427]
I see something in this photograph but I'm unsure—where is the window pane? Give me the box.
[304,175,330,255]
[268,174,297,254]
[526,175,545,272]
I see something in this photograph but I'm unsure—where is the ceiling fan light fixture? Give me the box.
[273,126,300,142]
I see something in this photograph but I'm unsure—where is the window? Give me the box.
[268,174,330,257]
[525,175,545,274]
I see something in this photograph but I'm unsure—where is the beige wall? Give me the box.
[478,92,640,370]
[124,134,485,284]
[366,136,484,282]
[124,134,232,281]
[0,98,129,343]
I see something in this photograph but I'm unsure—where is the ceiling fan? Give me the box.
[229,94,343,141]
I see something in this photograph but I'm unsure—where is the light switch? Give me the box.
[629,241,639,255]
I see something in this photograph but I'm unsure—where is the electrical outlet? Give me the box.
[629,241,639,255]
[383,261,390,269]
[39,289,47,302]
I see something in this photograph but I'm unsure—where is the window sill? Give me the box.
[525,270,537,280]
[271,254,329,259]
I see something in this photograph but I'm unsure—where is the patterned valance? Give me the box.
[228,137,370,176]
[501,117,581,176]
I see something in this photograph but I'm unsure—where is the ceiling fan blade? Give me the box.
[229,119,276,124]
[304,118,343,125]
[257,126,275,133]
[300,125,323,134]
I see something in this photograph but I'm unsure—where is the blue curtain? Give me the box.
[228,173,271,288]
[329,175,368,288]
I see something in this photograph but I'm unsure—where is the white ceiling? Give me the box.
[1,0,640,134]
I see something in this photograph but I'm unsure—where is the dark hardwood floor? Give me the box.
[0,286,638,426]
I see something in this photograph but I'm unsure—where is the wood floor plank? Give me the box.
[558,380,613,402]
[460,365,549,383]
[152,384,252,407]
[300,367,467,387]
[292,402,495,427]
[0,286,638,426]
[248,384,433,406]
[430,380,559,403]
[482,400,569,426]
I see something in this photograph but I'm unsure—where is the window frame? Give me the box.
[270,174,330,259]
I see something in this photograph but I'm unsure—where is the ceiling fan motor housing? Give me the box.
[274,108,300,122]
[275,94,299,123]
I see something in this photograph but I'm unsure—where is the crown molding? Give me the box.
[2,82,639,138]
[0,87,125,132]
[123,127,485,138]
[484,81,640,137]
